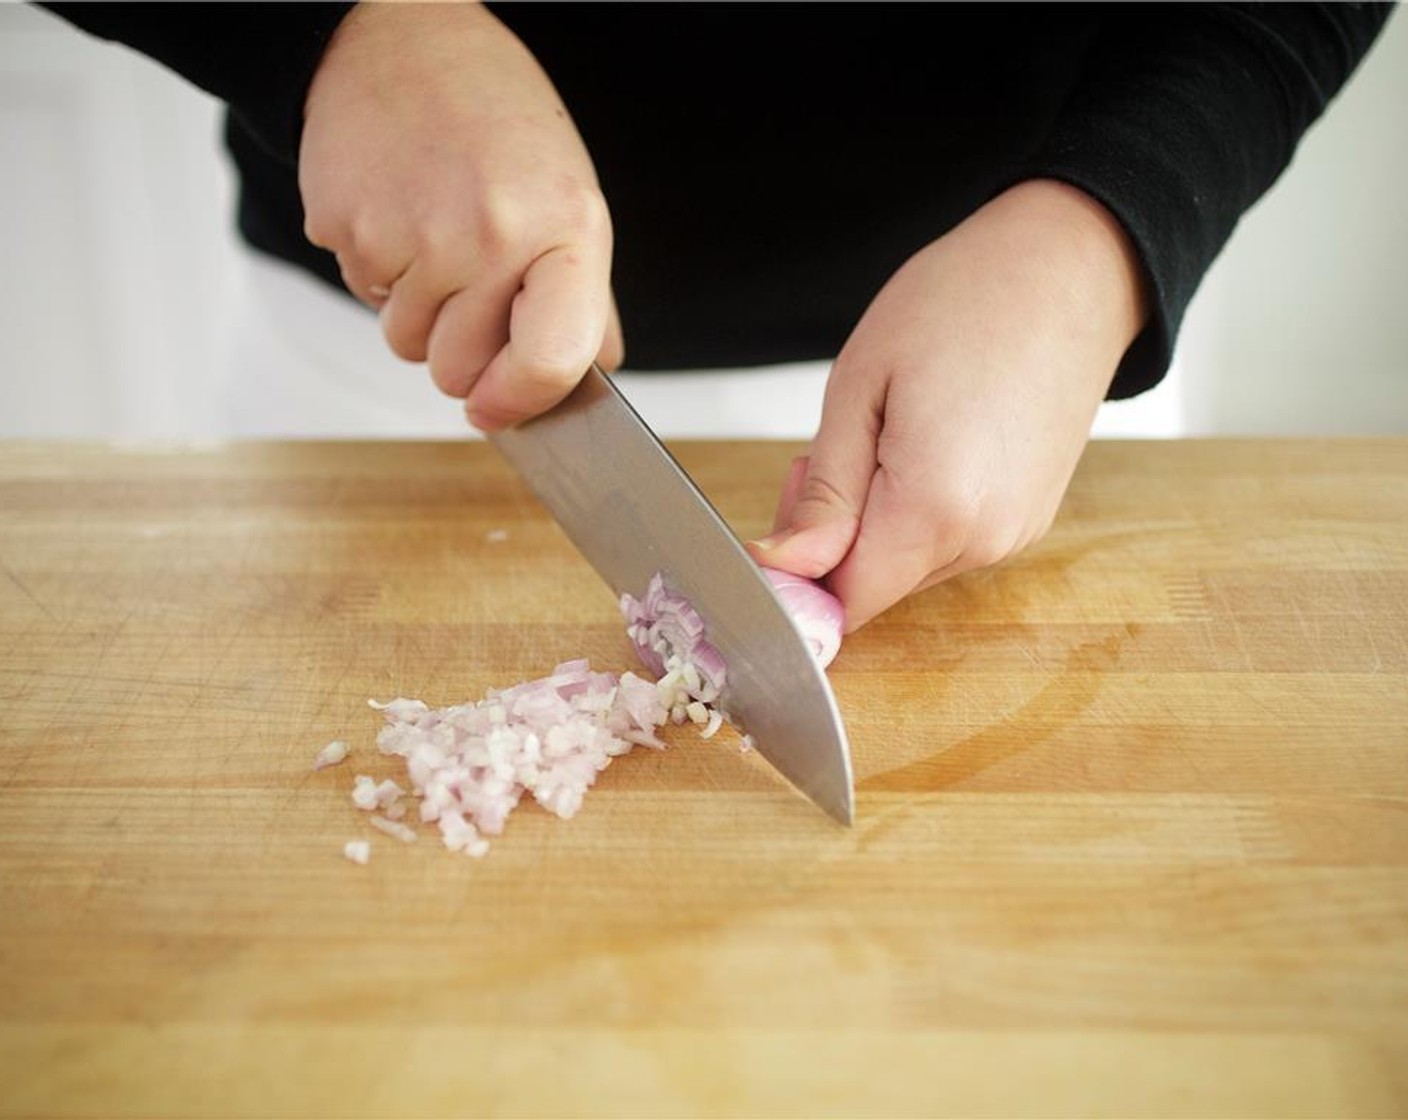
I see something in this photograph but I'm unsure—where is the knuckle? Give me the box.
[517,340,592,391]
[428,355,473,399]
[918,476,985,538]
[442,182,611,266]
[474,192,528,256]
[382,315,427,363]
[303,210,337,250]
[335,253,366,288]
[561,185,611,240]
[334,258,356,291]
[961,533,1010,571]
[597,331,625,373]
[347,214,396,263]
[793,472,860,525]
[906,476,990,567]
[964,517,1026,570]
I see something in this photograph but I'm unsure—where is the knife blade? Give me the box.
[489,365,854,825]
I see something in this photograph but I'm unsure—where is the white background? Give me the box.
[1,2,1405,440]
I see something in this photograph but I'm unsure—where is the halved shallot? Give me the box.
[758,567,845,668]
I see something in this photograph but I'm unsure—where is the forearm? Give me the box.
[998,179,1150,373]
[37,1,355,162]
[1017,2,1393,398]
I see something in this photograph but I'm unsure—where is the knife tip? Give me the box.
[818,783,855,827]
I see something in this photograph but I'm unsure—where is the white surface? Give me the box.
[222,253,834,440]
[1174,8,1408,436]
[0,3,1403,439]
[0,2,234,437]
[225,252,1185,440]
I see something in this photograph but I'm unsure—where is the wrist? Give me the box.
[991,178,1151,354]
[304,1,494,125]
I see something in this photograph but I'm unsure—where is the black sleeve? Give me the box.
[1018,2,1393,399]
[36,1,355,165]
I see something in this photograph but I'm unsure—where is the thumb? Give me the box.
[597,294,626,374]
[770,454,811,534]
[745,365,882,580]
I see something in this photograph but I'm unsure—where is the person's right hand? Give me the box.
[298,1,622,430]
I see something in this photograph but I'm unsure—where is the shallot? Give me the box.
[342,840,370,865]
[367,659,672,857]
[369,815,417,844]
[620,572,728,700]
[313,740,349,770]
[759,567,845,668]
[350,774,379,810]
[333,566,838,861]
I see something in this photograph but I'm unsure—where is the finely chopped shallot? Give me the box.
[363,660,671,857]
[336,566,841,859]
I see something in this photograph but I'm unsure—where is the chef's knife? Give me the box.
[489,364,854,825]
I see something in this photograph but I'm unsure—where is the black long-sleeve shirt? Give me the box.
[39,2,1393,399]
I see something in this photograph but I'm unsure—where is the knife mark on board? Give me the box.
[858,629,1129,795]
[0,550,56,622]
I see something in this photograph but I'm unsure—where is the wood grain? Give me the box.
[1,439,1406,1118]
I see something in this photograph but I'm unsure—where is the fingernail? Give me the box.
[465,406,497,432]
[747,530,793,551]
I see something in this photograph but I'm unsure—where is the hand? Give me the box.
[298,1,623,430]
[747,179,1148,632]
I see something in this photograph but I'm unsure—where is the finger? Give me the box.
[827,464,969,632]
[379,254,462,363]
[770,455,810,535]
[464,242,611,430]
[337,252,401,310]
[597,294,626,373]
[424,274,519,399]
[745,361,884,579]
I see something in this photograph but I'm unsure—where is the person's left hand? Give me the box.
[746,179,1149,632]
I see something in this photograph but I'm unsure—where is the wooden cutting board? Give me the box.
[1,439,1405,1118]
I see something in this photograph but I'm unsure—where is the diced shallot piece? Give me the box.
[373,779,404,810]
[313,740,349,770]
[350,775,379,811]
[369,815,417,844]
[342,840,370,865]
